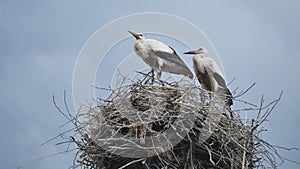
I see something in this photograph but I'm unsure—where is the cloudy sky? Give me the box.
[1,0,299,168]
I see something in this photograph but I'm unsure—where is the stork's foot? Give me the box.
[158,79,165,86]
[144,70,155,85]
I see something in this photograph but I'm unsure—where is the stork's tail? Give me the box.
[226,88,233,107]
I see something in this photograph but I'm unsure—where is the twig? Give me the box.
[118,158,145,169]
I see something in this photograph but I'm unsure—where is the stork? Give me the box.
[128,31,193,81]
[184,47,233,106]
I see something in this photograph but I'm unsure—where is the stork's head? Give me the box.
[128,31,145,40]
[184,47,208,56]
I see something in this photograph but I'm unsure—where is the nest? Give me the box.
[56,74,284,169]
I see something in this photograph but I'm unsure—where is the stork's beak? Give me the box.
[183,50,198,54]
[128,31,140,39]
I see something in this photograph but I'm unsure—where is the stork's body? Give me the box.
[184,48,233,106]
[129,31,193,79]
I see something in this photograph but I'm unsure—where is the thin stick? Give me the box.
[118,158,145,169]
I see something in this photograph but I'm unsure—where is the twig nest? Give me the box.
[64,74,283,169]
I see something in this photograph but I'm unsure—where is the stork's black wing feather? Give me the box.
[213,72,227,89]
[226,88,233,106]
[168,46,178,54]
[213,73,233,106]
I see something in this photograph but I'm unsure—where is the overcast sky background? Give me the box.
[1,0,300,168]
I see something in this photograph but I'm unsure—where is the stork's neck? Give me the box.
[135,38,145,47]
[137,37,146,41]
[134,38,146,53]
[196,53,207,58]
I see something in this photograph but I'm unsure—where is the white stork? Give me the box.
[128,31,193,80]
[184,47,233,106]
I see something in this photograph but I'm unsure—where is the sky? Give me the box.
[1,0,300,168]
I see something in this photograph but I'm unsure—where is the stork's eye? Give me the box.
[199,48,203,51]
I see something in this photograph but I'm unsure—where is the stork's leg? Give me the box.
[151,69,155,77]
[200,91,206,104]
[157,70,166,86]
[144,69,155,84]
[202,92,210,107]
[150,69,155,84]
[208,92,215,105]
[199,87,207,103]
[157,71,162,80]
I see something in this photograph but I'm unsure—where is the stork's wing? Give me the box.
[213,72,227,89]
[213,72,233,106]
[152,48,189,69]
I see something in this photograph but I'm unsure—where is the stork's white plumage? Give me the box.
[184,47,233,106]
[129,31,193,79]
